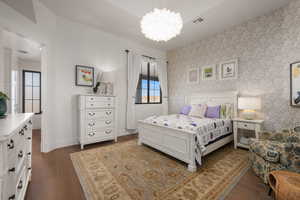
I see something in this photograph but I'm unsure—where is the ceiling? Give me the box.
[40,0,292,50]
[2,30,41,61]
[0,0,36,23]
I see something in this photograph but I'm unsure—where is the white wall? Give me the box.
[52,17,166,147]
[0,0,166,151]
[18,58,41,130]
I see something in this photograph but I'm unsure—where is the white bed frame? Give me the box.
[137,91,238,172]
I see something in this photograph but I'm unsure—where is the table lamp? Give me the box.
[238,97,261,120]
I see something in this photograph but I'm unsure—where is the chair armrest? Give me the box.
[258,130,291,142]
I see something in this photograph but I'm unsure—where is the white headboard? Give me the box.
[185,91,238,118]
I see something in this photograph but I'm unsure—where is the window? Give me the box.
[23,70,41,114]
[135,61,162,104]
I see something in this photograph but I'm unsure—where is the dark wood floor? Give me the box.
[25,130,273,200]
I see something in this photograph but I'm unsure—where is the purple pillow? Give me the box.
[205,105,221,118]
[180,105,191,115]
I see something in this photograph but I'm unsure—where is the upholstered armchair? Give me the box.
[249,130,300,184]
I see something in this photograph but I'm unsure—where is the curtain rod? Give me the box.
[125,49,155,60]
[125,49,168,64]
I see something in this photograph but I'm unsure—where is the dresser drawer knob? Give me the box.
[28,152,32,155]
[27,137,32,140]
[90,103,94,106]
[107,104,111,106]
[18,150,24,158]
[105,130,112,134]
[7,140,14,150]
[244,124,248,127]
[89,112,95,116]
[24,125,28,130]
[8,167,15,173]
[90,97,94,100]
[8,194,15,200]
[29,120,32,124]
[106,111,112,115]
[88,132,95,137]
[88,123,95,126]
[19,129,24,136]
[17,180,23,190]
[105,120,112,125]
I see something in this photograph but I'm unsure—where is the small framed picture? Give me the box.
[290,61,300,107]
[201,65,216,81]
[219,59,238,80]
[75,65,94,87]
[187,68,199,84]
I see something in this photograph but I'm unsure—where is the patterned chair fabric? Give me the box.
[249,130,300,184]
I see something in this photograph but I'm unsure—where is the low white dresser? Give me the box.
[78,95,117,149]
[0,113,33,200]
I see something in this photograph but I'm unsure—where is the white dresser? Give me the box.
[0,113,33,200]
[78,95,117,149]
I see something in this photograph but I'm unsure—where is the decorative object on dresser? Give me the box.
[219,59,238,80]
[78,95,117,149]
[93,71,103,94]
[0,92,9,118]
[290,61,300,107]
[75,65,94,87]
[201,65,216,81]
[238,97,261,120]
[0,113,33,200]
[187,67,199,84]
[233,118,264,149]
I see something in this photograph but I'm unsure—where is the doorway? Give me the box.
[2,29,44,150]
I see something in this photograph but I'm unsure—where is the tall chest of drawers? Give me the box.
[0,113,33,200]
[78,95,117,149]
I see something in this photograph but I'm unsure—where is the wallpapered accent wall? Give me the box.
[167,0,300,131]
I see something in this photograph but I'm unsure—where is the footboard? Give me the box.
[137,121,197,172]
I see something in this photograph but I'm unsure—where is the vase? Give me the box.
[0,99,7,117]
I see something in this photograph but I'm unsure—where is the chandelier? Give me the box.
[141,8,183,42]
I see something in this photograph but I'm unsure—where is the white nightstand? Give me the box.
[233,118,264,149]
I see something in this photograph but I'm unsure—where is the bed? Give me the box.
[137,91,238,172]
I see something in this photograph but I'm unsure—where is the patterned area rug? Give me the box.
[71,140,249,200]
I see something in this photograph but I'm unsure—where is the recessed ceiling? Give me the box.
[40,0,292,51]
[2,30,41,61]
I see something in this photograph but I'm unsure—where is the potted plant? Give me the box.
[0,91,9,118]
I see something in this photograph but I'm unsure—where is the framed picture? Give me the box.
[290,61,300,107]
[201,65,216,81]
[187,68,199,84]
[219,59,238,80]
[75,65,94,87]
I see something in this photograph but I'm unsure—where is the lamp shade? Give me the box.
[238,97,261,110]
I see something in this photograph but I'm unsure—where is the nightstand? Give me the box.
[233,118,264,149]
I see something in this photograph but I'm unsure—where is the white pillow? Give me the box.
[189,104,207,118]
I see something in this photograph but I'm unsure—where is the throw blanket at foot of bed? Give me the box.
[143,114,232,164]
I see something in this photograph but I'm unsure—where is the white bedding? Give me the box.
[142,114,233,164]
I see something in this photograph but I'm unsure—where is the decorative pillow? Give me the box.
[205,105,221,118]
[189,104,207,118]
[180,105,191,115]
[220,103,233,119]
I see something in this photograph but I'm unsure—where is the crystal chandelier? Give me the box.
[141,8,183,42]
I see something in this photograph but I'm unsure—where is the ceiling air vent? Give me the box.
[18,50,28,54]
[193,17,204,24]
